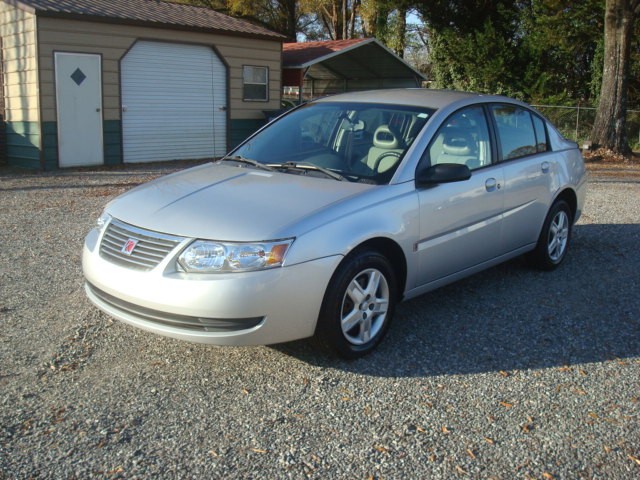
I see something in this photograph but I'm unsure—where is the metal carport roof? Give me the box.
[282,38,426,95]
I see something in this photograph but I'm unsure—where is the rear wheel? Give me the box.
[528,200,572,270]
[316,250,397,359]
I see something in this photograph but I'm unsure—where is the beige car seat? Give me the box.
[366,125,404,173]
[439,127,479,168]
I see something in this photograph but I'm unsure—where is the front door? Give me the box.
[416,167,505,285]
[415,105,505,287]
[55,52,103,167]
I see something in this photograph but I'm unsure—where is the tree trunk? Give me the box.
[349,0,359,38]
[342,0,347,39]
[396,7,407,58]
[285,0,297,41]
[590,0,639,154]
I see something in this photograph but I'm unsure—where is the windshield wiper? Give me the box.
[268,161,347,182]
[221,156,275,172]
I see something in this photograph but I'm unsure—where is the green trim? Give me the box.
[39,120,123,169]
[104,120,122,166]
[7,118,250,169]
[5,121,41,169]
[230,119,266,148]
[42,122,58,170]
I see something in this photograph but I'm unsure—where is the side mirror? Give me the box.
[415,163,471,187]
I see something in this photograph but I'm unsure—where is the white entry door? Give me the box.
[55,52,104,167]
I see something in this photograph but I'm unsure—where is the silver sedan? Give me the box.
[83,89,587,358]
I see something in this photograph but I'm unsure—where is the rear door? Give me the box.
[489,104,555,253]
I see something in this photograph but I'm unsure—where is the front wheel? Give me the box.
[316,250,397,359]
[528,200,573,270]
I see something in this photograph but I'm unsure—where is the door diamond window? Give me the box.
[71,68,87,86]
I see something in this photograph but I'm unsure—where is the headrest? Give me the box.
[373,125,401,149]
[442,128,472,156]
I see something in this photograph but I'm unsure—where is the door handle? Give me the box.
[541,161,550,173]
[485,178,500,192]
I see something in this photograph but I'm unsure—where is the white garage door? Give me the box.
[121,41,227,163]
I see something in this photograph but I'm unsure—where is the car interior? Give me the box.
[428,107,492,170]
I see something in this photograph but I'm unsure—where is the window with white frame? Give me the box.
[243,66,268,101]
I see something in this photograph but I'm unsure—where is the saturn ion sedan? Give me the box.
[83,89,587,358]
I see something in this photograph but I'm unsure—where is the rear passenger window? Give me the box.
[490,105,538,160]
[532,114,549,152]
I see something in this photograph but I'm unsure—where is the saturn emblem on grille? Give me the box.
[121,238,139,256]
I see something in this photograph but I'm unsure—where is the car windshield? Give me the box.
[229,102,435,184]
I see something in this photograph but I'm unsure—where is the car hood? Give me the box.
[106,162,373,240]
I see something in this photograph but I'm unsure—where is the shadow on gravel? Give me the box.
[273,223,640,378]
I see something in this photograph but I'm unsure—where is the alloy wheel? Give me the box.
[340,268,390,345]
[547,210,570,262]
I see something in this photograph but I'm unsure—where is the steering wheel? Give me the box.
[373,151,401,172]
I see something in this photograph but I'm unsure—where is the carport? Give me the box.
[282,38,426,102]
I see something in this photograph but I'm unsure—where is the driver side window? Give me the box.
[427,106,492,171]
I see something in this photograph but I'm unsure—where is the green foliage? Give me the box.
[629,19,640,108]
[523,0,604,104]
[419,1,525,97]
[174,0,639,111]
[429,19,519,97]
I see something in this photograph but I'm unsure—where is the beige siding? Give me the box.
[37,17,282,122]
[0,3,38,122]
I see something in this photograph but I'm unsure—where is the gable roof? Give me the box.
[283,38,426,81]
[9,0,284,40]
[283,38,368,68]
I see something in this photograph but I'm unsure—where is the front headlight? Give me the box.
[178,239,294,273]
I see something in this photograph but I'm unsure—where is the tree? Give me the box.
[183,0,313,40]
[360,0,411,56]
[416,1,527,96]
[302,0,361,40]
[521,0,604,104]
[590,0,640,154]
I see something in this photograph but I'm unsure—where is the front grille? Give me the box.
[87,283,264,333]
[100,219,184,271]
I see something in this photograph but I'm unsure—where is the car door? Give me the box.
[415,105,505,287]
[489,104,556,253]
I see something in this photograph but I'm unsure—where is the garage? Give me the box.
[121,41,227,163]
[0,0,283,169]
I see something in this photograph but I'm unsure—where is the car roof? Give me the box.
[313,88,519,110]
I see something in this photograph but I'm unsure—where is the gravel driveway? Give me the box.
[1,162,639,479]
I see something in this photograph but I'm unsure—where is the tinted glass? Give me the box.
[490,105,537,160]
[532,114,549,152]
[427,105,492,170]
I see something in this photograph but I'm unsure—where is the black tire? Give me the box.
[528,200,573,271]
[315,250,397,359]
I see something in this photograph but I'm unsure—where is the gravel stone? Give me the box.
[1,162,639,479]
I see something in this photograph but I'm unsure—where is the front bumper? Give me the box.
[83,228,342,346]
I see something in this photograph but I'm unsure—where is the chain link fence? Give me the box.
[532,105,640,151]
